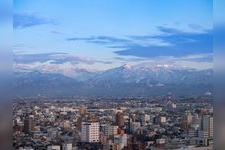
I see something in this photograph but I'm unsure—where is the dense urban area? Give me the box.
[13,93,213,150]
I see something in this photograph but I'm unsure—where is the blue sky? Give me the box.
[13,0,213,71]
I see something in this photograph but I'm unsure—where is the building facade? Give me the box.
[81,121,100,142]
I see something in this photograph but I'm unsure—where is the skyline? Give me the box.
[14,0,213,71]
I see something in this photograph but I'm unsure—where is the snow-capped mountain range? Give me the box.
[14,63,213,96]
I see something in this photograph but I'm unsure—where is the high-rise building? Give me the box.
[182,113,193,130]
[76,118,82,131]
[191,114,201,129]
[202,115,213,138]
[140,114,150,126]
[116,112,125,127]
[81,121,100,142]
[130,122,141,133]
[209,116,213,138]
[79,106,87,115]
[104,125,118,136]
[24,115,35,134]
[165,94,177,110]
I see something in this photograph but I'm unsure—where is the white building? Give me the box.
[209,116,213,138]
[140,114,150,126]
[104,125,118,136]
[156,116,166,124]
[19,148,34,150]
[47,145,60,150]
[62,143,72,150]
[47,129,57,140]
[156,138,166,144]
[81,121,100,142]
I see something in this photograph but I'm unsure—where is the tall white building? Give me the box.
[209,116,213,138]
[81,121,100,142]
[202,115,213,138]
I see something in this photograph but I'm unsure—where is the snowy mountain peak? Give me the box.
[156,64,172,68]
[122,64,132,70]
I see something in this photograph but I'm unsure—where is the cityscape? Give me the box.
[13,94,213,150]
[13,0,213,149]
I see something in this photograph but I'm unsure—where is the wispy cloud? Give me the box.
[65,26,212,70]
[67,34,173,49]
[179,53,213,62]
[67,36,132,46]
[66,25,212,59]
[114,57,147,62]
[115,26,212,58]
[13,52,112,65]
[13,13,56,29]
[51,30,63,35]
[127,53,213,70]
[188,24,205,31]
